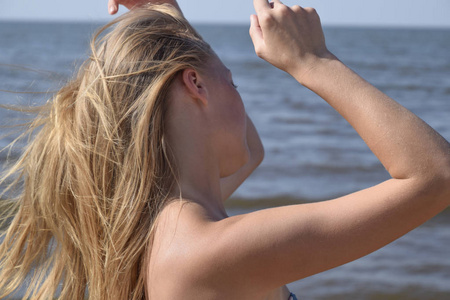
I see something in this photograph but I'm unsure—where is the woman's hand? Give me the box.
[250,0,335,83]
[108,0,181,15]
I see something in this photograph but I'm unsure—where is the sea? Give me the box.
[1,21,449,299]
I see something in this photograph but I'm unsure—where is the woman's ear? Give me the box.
[181,68,208,106]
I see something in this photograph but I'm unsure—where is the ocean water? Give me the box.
[1,21,449,299]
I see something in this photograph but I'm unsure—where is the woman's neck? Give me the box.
[165,129,227,220]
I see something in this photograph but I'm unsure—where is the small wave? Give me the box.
[301,162,387,175]
[378,83,436,93]
[271,115,314,125]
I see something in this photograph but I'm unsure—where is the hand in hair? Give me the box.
[108,0,181,15]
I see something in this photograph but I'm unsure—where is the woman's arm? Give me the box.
[249,0,450,185]
[190,0,450,295]
[108,0,181,15]
[220,114,264,201]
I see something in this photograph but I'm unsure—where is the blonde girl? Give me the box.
[0,0,449,299]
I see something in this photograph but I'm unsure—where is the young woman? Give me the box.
[0,0,448,299]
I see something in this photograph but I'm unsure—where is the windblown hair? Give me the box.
[0,4,213,299]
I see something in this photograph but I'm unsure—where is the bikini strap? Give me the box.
[288,292,299,300]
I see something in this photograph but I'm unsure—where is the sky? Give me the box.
[1,0,450,28]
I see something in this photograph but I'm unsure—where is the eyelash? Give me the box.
[232,82,238,89]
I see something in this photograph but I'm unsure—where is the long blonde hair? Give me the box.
[0,4,212,299]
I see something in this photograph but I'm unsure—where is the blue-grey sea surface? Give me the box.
[1,21,449,299]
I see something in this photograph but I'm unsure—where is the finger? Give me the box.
[249,14,264,55]
[249,14,263,40]
[291,5,303,13]
[253,0,271,14]
[304,7,318,14]
[108,0,119,15]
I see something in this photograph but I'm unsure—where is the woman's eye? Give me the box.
[232,82,238,89]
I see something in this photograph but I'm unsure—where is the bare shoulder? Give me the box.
[146,200,283,299]
[146,201,238,298]
[146,201,294,298]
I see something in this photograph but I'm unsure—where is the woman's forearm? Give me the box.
[297,56,450,182]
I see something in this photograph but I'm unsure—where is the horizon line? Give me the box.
[1,19,450,30]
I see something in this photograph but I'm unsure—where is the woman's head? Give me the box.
[0,4,224,299]
[89,2,248,179]
[165,54,249,179]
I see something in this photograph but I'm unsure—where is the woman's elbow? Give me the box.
[252,142,265,166]
[423,158,450,206]
[439,160,450,206]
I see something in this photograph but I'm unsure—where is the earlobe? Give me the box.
[181,69,208,106]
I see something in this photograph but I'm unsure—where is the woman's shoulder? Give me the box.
[146,200,241,297]
[149,200,222,269]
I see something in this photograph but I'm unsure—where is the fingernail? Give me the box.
[109,6,116,14]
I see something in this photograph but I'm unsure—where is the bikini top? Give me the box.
[288,292,299,300]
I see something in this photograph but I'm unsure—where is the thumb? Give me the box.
[108,0,119,15]
[249,14,264,53]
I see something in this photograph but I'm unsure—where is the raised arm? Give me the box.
[108,0,181,15]
[249,0,450,185]
[193,0,450,296]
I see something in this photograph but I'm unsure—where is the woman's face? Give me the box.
[203,56,249,177]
